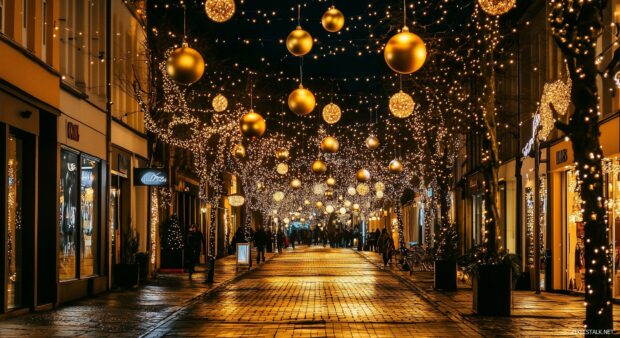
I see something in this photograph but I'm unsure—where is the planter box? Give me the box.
[434,259,457,291]
[472,264,511,316]
[113,264,139,289]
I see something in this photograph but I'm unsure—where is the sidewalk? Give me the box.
[0,250,276,338]
[358,250,620,337]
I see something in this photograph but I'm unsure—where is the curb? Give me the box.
[354,250,489,338]
[139,252,279,338]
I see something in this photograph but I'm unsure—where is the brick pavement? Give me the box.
[0,250,275,338]
[358,249,620,337]
[146,247,483,337]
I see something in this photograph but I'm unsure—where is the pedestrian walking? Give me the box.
[378,228,394,267]
[185,224,205,279]
[254,226,268,264]
[277,227,285,253]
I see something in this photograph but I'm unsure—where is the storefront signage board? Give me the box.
[236,243,251,269]
[133,168,168,186]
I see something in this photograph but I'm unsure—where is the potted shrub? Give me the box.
[461,245,521,316]
[114,230,140,289]
[433,224,459,291]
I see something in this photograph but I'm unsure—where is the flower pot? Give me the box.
[434,259,457,291]
[113,263,140,289]
[472,264,511,316]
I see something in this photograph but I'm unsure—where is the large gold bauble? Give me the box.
[389,90,415,118]
[356,169,371,182]
[365,135,380,150]
[322,102,342,124]
[212,94,228,112]
[383,26,427,74]
[321,6,345,33]
[326,177,336,186]
[232,144,246,159]
[320,136,339,153]
[166,43,205,85]
[239,109,266,138]
[276,163,289,175]
[389,159,404,174]
[275,148,289,161]
[478,0,516,16]
[204,0,235,23]
[312,160,328,174]
[291,178,302,189]
[288,84,316,116]
[286,26,313,56]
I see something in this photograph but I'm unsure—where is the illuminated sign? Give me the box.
[133,168,168,186]
[522,113,540,158]
[67,121,80,141]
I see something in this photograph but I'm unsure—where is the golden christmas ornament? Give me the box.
[275,148,290,161]
[322,103,342,124]
[324,189,333,197]
[291,178,302,189]
[316,201,324,208]
[356,169,371,182]
[321,6,345,33]
[273,191,285,202]
[288,84,316,116]
[320,136,339,153]
[286,26,313,56]
[212,94,228,112]
[166,43,205,85]
[204,0,235,23]
[347,187,357,196]
[232,144,246,159]
[356,184,370,196]
[326,177,336,186]
[389,159,404,173]
[383,26,426,74]
[389,91,415,118]
[239,109,266,138]
[365,135,379,150]
[312,159,328,174]
[276,163,289,175]
[477,0,516,16]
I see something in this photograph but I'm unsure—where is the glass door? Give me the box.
[7,133,23,309]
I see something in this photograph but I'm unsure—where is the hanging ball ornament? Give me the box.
[239,109,266,138]
[291,178,302,189]
[477,0,516,16]
[321,6,345,33]
[389,159,404,174]
[322,103,342,124]
[312,159,328,174]
[204,0,235,23]
[286,26,313,56]
[275,148,290,161]
[232,144,246,159]
[326,177,336,186]
[212,94,228,112]
[389,91,415,119]
[356,184,370,196]
[347,186,357,196]
[320,136,339,153]
[365,135,380,150]
[383,26,426,74]
[288,84,316,116]
[356,169,371,182]
[166,43,205,85]
[276,163,289,175]
[316,201,324,208]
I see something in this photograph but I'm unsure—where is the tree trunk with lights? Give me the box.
[206,198,219,283]
[549,1,612,332]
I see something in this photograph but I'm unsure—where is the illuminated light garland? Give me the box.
[347,186,357,196]
[273,191,285,202]
[538,77,572,141]
[228,194,246,207]
[205,0,235,23]
[150,189,159,265]
[356,183,370,196]
[276,163,289,175]
[477,0,516,16]
[212,93,228,112]
[389,91,415,118]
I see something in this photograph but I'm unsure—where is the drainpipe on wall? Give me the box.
[105,0,113,289]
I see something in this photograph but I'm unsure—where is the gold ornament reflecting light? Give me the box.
[276,163,289,175]
[389,91,415,118]
[320,136,339,153]
[275,148,289,161]
[383,26,427,74]
[321,6,345,33]
[273,191,285,202]
[477,0,516,16]
[313,183,326,195]
[389,159,404,174]
[326,177,336,186]
[365,135,379,150]
[356,169,371,182]
[227,194,245,207]
[212,94,228,112]
[376,190,384,199]
[288,84,316,116]
[286,26,313,56]
[239,109,266,138]
[205,0,235,22]
[356,183,370,196]
[347,186,357,196]
[322,103,342,124]
[291,178,302,189]
[232,144,246,159]
[166,43,205,85]
[316,201,324,208]
[312,159,328,174]
[375,182,385,192]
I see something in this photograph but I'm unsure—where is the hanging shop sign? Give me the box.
[134,168,168,186]
[522,113,541,158]
[556,149,568,165]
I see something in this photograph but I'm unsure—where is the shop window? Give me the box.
[7,134,24,309]
[59,149,100,281]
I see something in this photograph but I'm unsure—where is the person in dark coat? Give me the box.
[378,228,394,267]
[276,227,285,253]
[254,226,268,263]
[186,224,205,279]
[373,229,382,252]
